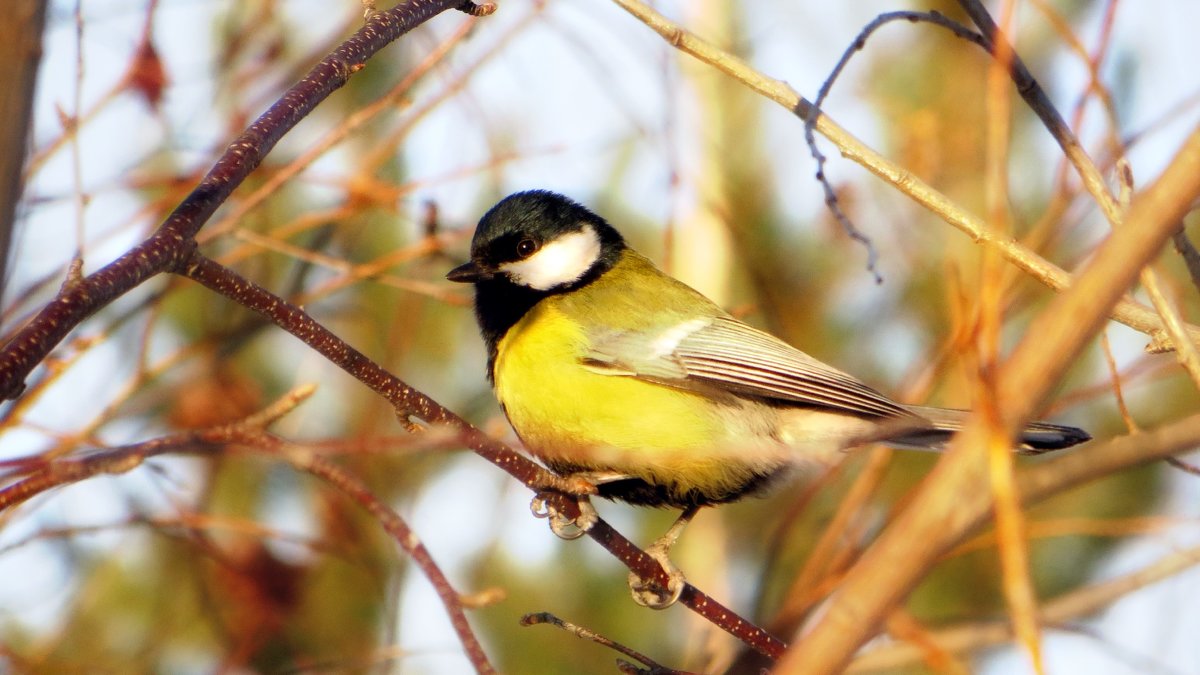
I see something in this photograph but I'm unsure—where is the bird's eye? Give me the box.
[516,238,538,258]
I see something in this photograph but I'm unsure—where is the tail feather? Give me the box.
[892,405,1091,454]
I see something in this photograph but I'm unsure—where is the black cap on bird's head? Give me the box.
[446,190,625,292]
[447,191,627,378]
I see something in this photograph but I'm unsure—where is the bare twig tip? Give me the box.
[519,612,551,627]
[1170,228,1200,292]
[242,383,319,429]
[456,1,496,17]
[459,587,507,608]
[1166,456,1200,476]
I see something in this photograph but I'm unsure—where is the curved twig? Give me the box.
[849,543,1200,672]
[783,122,1200,673]
[607,0,1200,351]
[0,386,498,674]
[178,253,557,490]
[521,611,695,675]
[289,449,496,674]
[803,10,987,284]
[179,252,785,659]
[953,0,1200,387]
[0,0,475,400]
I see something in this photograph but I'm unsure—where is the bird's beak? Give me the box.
[446,260,492,283]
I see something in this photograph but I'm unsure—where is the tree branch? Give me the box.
[0,385,498,674]
[954,0,1200,387]
[177,253,555,489]
[781,122,1200,673]
[849,543,1200,672]
[607,0,1200,350]
[0,0,473,400]
[179,252,785,659]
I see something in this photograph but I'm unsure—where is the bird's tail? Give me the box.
[887,405,1090,454]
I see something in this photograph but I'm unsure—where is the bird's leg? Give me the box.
[530,470,626,540]
[628,504,699,609]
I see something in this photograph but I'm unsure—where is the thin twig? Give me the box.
[520,612,694,675]
[782,122,1200,672]
[198,12,489,246]
[955,0,1200,375]
[1164,456,1200,476]
[1172,228,1200,292]
[288,449,496,674]
[455,1,496,17]
[0,385,315,512]
[177,252,785,657]
[1031,0,1122,205]
[1101,331,1139,432]
[177,252,555,490]
[0,0,475,400]
[850,544,1200,672]
[804,10,987,284]
[607,0,1200,351]
[0,386,499,674]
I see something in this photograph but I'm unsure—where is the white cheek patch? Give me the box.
[500,225,601,290]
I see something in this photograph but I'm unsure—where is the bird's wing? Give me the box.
[583,315,913,419]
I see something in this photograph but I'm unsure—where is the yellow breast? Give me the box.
[494,299,725,466]
[490,250,801,504]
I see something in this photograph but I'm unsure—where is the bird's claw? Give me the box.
[530,492,597,541]
[628,544,685,609]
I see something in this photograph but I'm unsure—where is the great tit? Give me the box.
[447,190,1089,604]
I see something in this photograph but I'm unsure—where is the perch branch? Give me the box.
[178,253,784,658]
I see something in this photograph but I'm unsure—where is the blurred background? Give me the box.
[2,0,1199,672]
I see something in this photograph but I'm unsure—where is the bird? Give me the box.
[447,189,1089,607]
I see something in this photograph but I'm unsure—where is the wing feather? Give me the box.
[585,315,912,419]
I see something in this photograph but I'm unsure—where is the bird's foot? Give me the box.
[628,542,686,609]
[530,492,598,540]
[626,505,699,609]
